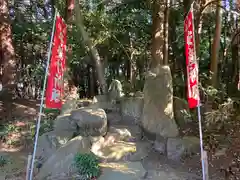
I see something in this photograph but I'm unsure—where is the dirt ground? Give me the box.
[0,98,239,180]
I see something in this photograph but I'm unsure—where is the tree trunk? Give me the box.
[228,44,238,95]
[195,0,206,57]
[74,0,107,94]
[63,0,79,99]
[127,33,134,83]
[151,0,164,68]
[88,65,95,98]
[210,1,222,87]
[0,0,17,91]
[65,0,74,22]
[163,0,170,65]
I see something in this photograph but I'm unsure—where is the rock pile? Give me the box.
[35,77,201,179]
[36,105,108,179]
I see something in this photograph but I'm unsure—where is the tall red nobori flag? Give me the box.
[184,5,200,109]
[45,15,67,109]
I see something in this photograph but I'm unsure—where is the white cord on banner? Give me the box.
[28,9,58,180]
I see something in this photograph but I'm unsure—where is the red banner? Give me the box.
[45,15,67,109]
[184,7,200,109]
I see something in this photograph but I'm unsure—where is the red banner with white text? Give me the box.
[45,15,67,109]
[184,6,200,109]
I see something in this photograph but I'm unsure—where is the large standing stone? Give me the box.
[141,65,179,138]
[70,107,107,136]
[167,136,200,161]
[120,96,144,124]
[36,136,91,180]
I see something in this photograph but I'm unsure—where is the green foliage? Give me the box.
[73,153,101,179]
[9,0,240,113]
[29,118,54,139]
[30,108,59,138]
[0,123,21,145]
[0,123,21,134]
[0,155,8,167]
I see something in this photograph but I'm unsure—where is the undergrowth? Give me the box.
[73,153,101,180]
[0,108,59,146]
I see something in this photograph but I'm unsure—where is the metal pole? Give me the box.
[190,3,206,179]
[197,102,206,180]
[28,9,58,180]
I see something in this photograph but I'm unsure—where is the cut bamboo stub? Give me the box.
[26,154,32,180]
[203,151,209,180]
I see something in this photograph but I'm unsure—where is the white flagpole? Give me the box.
[190,3,207,180]
[28,9,58,180]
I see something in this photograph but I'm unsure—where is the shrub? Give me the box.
[0,155,8,167]
[74,153,101,180]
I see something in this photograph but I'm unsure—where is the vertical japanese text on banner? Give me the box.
[184,9,200,108]
[45,16,67,109]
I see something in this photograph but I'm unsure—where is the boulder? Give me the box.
[60,97,79,115]
[78,100,91,108]
[53,114,77,132]
[98,162,146,180]
[91,127,132,159]
[153,135,168,154]
[70,107,107,136]
[106,112,121,125]
[35,130,74,164]
[91,140,136,161]
[120,96,144,124]
[89,136,105,145]
[107,126,132,141]
[141,65,179,138]
[128,141,152,161]
[153,140,166,154]
[167,136,200,161]
[36,136,91,180]
[91,137,106,157]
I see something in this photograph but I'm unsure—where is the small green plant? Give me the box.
[0,155,8,167]
[74,153,101,179]
[6,139,20,146]
[0,123,21,134]
[0,123,21,142]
